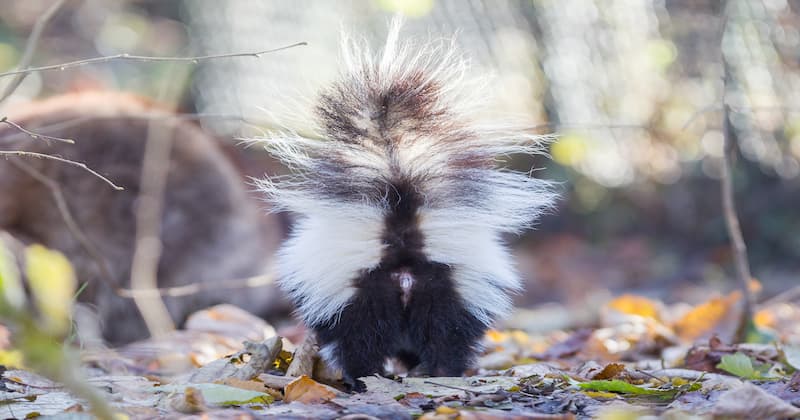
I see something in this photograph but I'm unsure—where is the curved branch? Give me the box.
[0,150,123,190]
[0,42,308,80]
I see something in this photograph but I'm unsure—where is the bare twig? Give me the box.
[423,380,497,395]
[127,40,307,338]
[0,0,66,104]
[116,273,274,298]
[0,42,308,80]
[719,2,753,342]
[0,112,270,144]
[758,285,800,308]
[524,122,647,132]
[721,103,754,338]
[9,160,114,287]
[0,117,74,144]
[128,66,185,338]
[0,150,123,190]
[682,104,723,130]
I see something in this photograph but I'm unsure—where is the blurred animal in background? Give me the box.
[258,22,556,390]
[0,91,285,344]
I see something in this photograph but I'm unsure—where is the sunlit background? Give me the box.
[1,0,798,312]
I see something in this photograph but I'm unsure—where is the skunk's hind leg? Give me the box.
[406,265,487,376]
[314,285,403,392]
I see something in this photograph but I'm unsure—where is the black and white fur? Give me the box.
[257,21,556,391]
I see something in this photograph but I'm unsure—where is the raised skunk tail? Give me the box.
[257,19,557,386]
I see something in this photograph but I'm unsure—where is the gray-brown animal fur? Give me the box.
[0,91,283,344]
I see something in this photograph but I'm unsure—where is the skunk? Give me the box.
[257,21,556,391]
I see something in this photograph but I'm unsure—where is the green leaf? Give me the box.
[717,352,761,379]
[158,383,274,406]
[577,379,690,399]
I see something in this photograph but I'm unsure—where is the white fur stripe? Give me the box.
[276,203,385,326]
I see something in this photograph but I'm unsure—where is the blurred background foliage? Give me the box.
[0,0,798,306]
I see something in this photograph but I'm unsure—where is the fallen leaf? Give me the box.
[712,383,800,418]
[435,405,459,414]
[577,380,698,399]
[283,375,338,404]
[783,346,800,371]
[219,378,270,393]
[582,390,620,399]
[716,352,758,379]
[672,291,743,344]
[606,295,661,320]
[170,386,206,414]
[591,363,626,380]
[716,352,775,380]
[157,383,273,406]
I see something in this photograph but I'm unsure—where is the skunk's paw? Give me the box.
[343,377,367,393]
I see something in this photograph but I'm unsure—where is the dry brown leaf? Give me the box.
[219,378,269,393]
[672,291,743,344]
[283,375,338,404]
[169,386,206,414]
[606,295,661,320]
[591,363,626,380]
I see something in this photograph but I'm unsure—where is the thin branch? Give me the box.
[422,380,498,395]
[524,122,647,132]
[0,150,123,190]
[0,112,269,143]
[0,0,66,104]
[0,42,308,80]
[128,63,190,339]
[0,116,74,144]
[759,284,800,308]
[9,160,115,288]
[719,2,753,342]
[116,273,274,298]
[682,104,723,130]
[721,103,753,329]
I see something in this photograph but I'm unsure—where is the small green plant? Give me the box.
[0,239,113,419]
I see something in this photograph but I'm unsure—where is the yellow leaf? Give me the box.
[25,245,76,334]
[583,390,620,399]
[607,294,661,320]
[283,375,337,404]
[435,405,459,414]
[754,309,774,329]
[485,330,508,343]
[672,291,743,343]
[0,349,24,368]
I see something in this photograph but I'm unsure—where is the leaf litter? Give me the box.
[2,290,800,419]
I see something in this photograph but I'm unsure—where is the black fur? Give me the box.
[312,180,486,391]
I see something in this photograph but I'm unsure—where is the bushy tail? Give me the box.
[256,19,557,326]
[258,19,555,227]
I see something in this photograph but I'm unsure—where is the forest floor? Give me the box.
[2,286,800,420]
